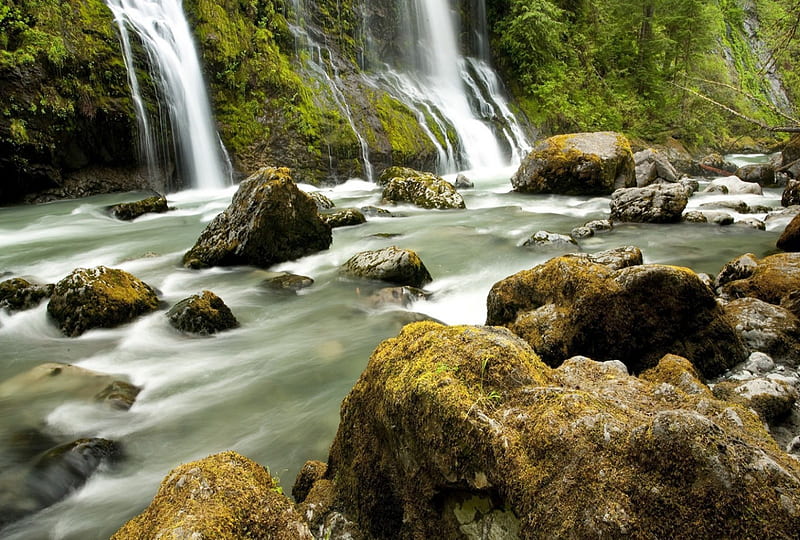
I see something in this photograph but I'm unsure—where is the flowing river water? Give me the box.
[0,156,790,538]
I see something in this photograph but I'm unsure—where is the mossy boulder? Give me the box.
[381,169,466,210]
[713,377,798,424]
[183,168,332,269]
[340,246,432,288]
[321,208,367,228]
[325,322,800,538]
[718,252,800,305]
[47,266,159,336]
[486,257,746,377]
[722,297,800,365]
[0,278,53,312]
[112,451,313,539]
[777,213,800,251]
[609,183,689,223]
[511,131,635,195]
[166,291,239,335]
[109,195,169,221]
[563,245,643,270]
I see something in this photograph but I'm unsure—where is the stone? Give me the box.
[700,200,749,213]
[341,246,432,288]
[737,218,766,230]
[511,131,635,195]
[167,291,239,335]
[715,253,760,289]
[718,253,800,305]
[321,208,367,228]
[777,213,800,251]
[584,219,613,233]
[782,179,800,207]
[112,451,313,539]
[183,168,332,269]
[744,352,776,374]
[308,191,335,210]
[261,273,314,292]
[293,460,327,503]
[609,183,689,223]
[486,257,747,377]
[562,246,643,271]
[521,230,577,249]
[570,226,593,239]
[109,195,169,221]
[382,169,466,210]
[722,297,800,365]
[0,278,53,312]
[736,164,776,186]
[47,266,159,337]
[683,211,708,223]
[360,205,393,217]
[454,174,474,189]
[326,322,800,539]
[697,153,738,176]
[362,286,430,309]
[634,148,679,186]
[703,176,763,195]
[713,378,798,424]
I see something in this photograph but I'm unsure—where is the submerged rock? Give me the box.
[112,451,312,539]
[47,266,159,336]
[325,322,800,539]
[521,230,577,249]
[486,257,746,377]
[382,169,465,210]
[321,208,367,228]
[261,272,314,293]
[109,195,169,221]
[183,168,332,269]
[167,291,239,335]
[609,183,689,223]
[341,246,432,288]
[0,278,53,312]
[511,131,635,195]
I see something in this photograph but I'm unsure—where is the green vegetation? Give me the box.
[488,0,800,149]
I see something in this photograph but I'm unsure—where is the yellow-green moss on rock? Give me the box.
[719,252,800,306]
[112,451,313,539]
[325,322,800,539]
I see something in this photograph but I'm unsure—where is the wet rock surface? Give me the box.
[381,169,465,210]
[609,183,689,223]
[0,278,53,312]
[109,194,169,221]
[341,246,432,288]
[167,291,239,335]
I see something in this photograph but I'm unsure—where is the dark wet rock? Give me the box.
[382,170,465,210]
[454,174,474,189]
[736,163,776,186]
[718,253,800,305]
[683,211,708,223]
[321,208,367,228]
[777,213,800,252]
[362,286,430,309]
[47,266,158,336]
[0,278,53,312]
[710,213,735,226]
[261,273,314,293]
[782,179,800,207]
[703,176,763,195]
[112,451,313,539]
[308,191,335,210]
[167,291,239,335]
[781,290,800,319]
[326,322,800,539]
[521,230,577,249]
[564,245,643,270]
[713,378,798,424]
[360,205,393,217]
[341,246,432,288]
[609,183,689,223]
[293,460,327,503]
[737,218,766,230]
[183,168,332,269]
[716,253,760,289]
[697,153,738,176]
[109,195,169,221]
[634,148,679,186]
[512,131,635,195]
[486,257,747,377]
[722,297,800,365]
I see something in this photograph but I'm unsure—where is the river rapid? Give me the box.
[0,157,789,538]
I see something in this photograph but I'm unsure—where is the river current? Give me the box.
[0,157,788,538]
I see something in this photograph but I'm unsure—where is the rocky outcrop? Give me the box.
[183,168,332,269]
[0,278,53,312]
[511,131,635,195]
[325,322,800,539]
[166,291,239,335]
[609,183,689,223]
[486,256,747,377]
[634,148,679,186]
[381,169,465,209]
[340,246,432,288]
[109,195,169,221]
[112,451,313,539]
[47,266,159,336]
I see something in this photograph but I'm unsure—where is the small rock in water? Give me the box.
[570,226,593,239]
[167,291,239,335]
[363,286,430,309]
[262,273,314,293]
[360,206,393,217]
[340,246,432,288]
[308,191,335,210]
[584,219,613,233]
[321,208,366,229]
[683,211,708,223]
[454,174,474,189]
[109,195,169,221]
[744,352,776,375]
[0,278,53,312]
[522,230,577,249]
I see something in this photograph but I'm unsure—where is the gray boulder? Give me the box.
[512,131,635,195]
[341,246,432,288]
[521,230,577,249]
[736,164,776,186]
[382,169,465,210]
[704,176,763,195]
[183,168,332,269]
[610,183,689,223]
[321,208,367,228]
[722,297,800,365]
[634,148,679,186]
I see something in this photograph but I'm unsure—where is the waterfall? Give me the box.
[105,0,232,190]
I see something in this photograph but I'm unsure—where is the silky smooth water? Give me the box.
[0,162,788,538]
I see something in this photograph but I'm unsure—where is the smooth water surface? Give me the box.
[0,163,787,538]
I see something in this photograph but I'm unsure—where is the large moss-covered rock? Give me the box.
[341,246,432,288]
[610,183,689,223]
[183,168,332,269]
[325,322,800,539]
[166,291,239,335]
[511,132,635,195]
[0,278,53,312]
[718,252,800,305]
[381,169,466,209]
[112,451,313,539]
[486,257,746,377]
[47,266,159,336]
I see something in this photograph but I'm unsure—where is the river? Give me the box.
[0,156,788,538]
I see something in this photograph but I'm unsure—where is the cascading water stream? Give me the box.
[105,0,232,190]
